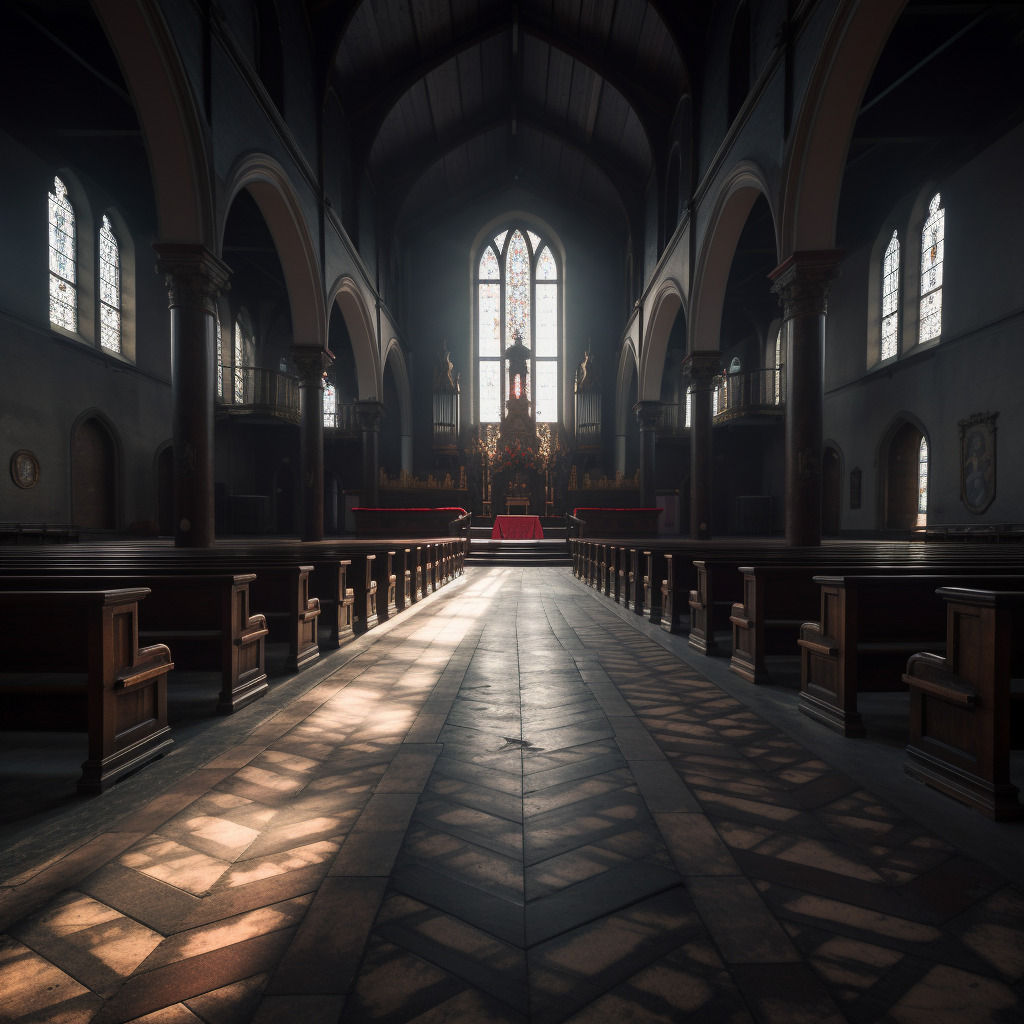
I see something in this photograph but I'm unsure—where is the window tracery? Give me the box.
[918,436,929,515]
[881,230,899,361]
[98,215,121,352]
[919,193,944,343]
[48,176,77,332]
[476,226,560,424]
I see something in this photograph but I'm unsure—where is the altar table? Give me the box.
[491,515,544,540]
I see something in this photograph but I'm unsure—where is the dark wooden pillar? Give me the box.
[154,245,231,548]
[683,351,720,540]
[634,400,661,508]
[770,251,842,547]
[356,399,385,507]
[292,346,333,542]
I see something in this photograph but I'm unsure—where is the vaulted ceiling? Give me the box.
[306,0,699,230]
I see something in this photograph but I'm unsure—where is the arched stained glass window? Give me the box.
[323,381,337,428]
[233,317,253,404]
[881,230,899,361]
[685,385,692,429]
[215,311,223,398]
[98,215,121,352]
[920,193,944,343]
[774,327,783,405]
[48,176,77,332]
[918,437,929,515]
[476,225,561,424]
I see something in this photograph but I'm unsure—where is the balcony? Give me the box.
[218,365,299,423]
[713,368,785,423]
[656,368,786,438]
[325,402,360,438]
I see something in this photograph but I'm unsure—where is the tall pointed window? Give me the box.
[881,230,899,361]
[918,436,929,518]
[215,311,223,398]
[98,215,121,352]
[476,226,561,424]
[919,193,944,343]
[233,316,254,404]
[48,176,77,332]
[323,381,337,428]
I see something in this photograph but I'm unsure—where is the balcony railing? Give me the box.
[325,402,360,438]
[219,365,300,423]
[713,368,785,422]
[656,368,786,436]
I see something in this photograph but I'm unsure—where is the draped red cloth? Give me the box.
[491,515,544,539]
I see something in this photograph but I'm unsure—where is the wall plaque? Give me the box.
[10,450,39,489]
[959,412,997,514]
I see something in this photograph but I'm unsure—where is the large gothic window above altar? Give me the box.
[476,226,560,424]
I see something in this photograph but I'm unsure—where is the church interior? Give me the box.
[2,1,1024,1021]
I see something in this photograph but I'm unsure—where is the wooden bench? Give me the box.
[799,573,1024,737]
[0,570,269,713]
[0,588,174,793]
[903,587,1024,820]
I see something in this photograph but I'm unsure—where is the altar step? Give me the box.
[465,538,571,566]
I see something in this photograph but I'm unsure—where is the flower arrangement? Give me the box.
[492,438,541,474]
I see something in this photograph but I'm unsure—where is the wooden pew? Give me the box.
[347,552,379,633]
[0,588,174,793]
[903,587,1024,821]
[309,558,355,649]
[0,571,268,713]
[798,573,1024,737]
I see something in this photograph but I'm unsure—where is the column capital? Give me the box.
[154,244,231,314]
[291,346,334,386]
[355,398,386,431]
[681,350,722,390]
[769,250,843,320]
[633,400,662,431]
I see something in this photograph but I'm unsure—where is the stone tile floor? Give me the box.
[0,566,1022,1023]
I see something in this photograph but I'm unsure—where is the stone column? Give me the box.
[682,351,721,540]
[634,401,661,508]
[613,434,626,477]
[400,434,413,475]
[155,244,231,548]
[770,252,842,547]
[291,346,333,542]
[355,399,386,507]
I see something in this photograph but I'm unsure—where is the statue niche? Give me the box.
[492,330,544,514]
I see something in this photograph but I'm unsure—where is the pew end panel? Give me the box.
[903,589,1024,821]
[797,580,864,737]
[0,589,175,794]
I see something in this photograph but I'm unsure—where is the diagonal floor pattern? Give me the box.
[0,566,1021,1023]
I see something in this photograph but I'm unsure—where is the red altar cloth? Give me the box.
[491,515,544,539]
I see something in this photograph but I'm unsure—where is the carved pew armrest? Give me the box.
[903,651,978,708]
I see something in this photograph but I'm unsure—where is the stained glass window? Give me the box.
[323,382,337,428]
[98,215,121,352]
[479,246,499,280]
[48,176,77,332]
[685,386,692,428]
[505,230,531,349]
[476,225,560,424]
[919,193,944,343]
[233,319,246,403]
[774,328,783,405]
[881,230,899,361]
[215,312,223,397]
[918,437,928,515]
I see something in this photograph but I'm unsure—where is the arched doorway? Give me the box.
[72,416,117,530]
[884,421,926,531]
[822,445,842,536]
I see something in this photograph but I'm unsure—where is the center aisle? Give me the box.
[0,567,1020,1023]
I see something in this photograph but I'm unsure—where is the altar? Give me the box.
[492,514,544,539]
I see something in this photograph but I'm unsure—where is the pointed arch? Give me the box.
[690,164,776,356]
[221,154,326,350]
[382,338,413,439]
[70,409,121,531]
[639,279,686,401]
[91,0,213,245]
[877,412,929,532]
[779,0,908,253]
[328,276,380,399]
